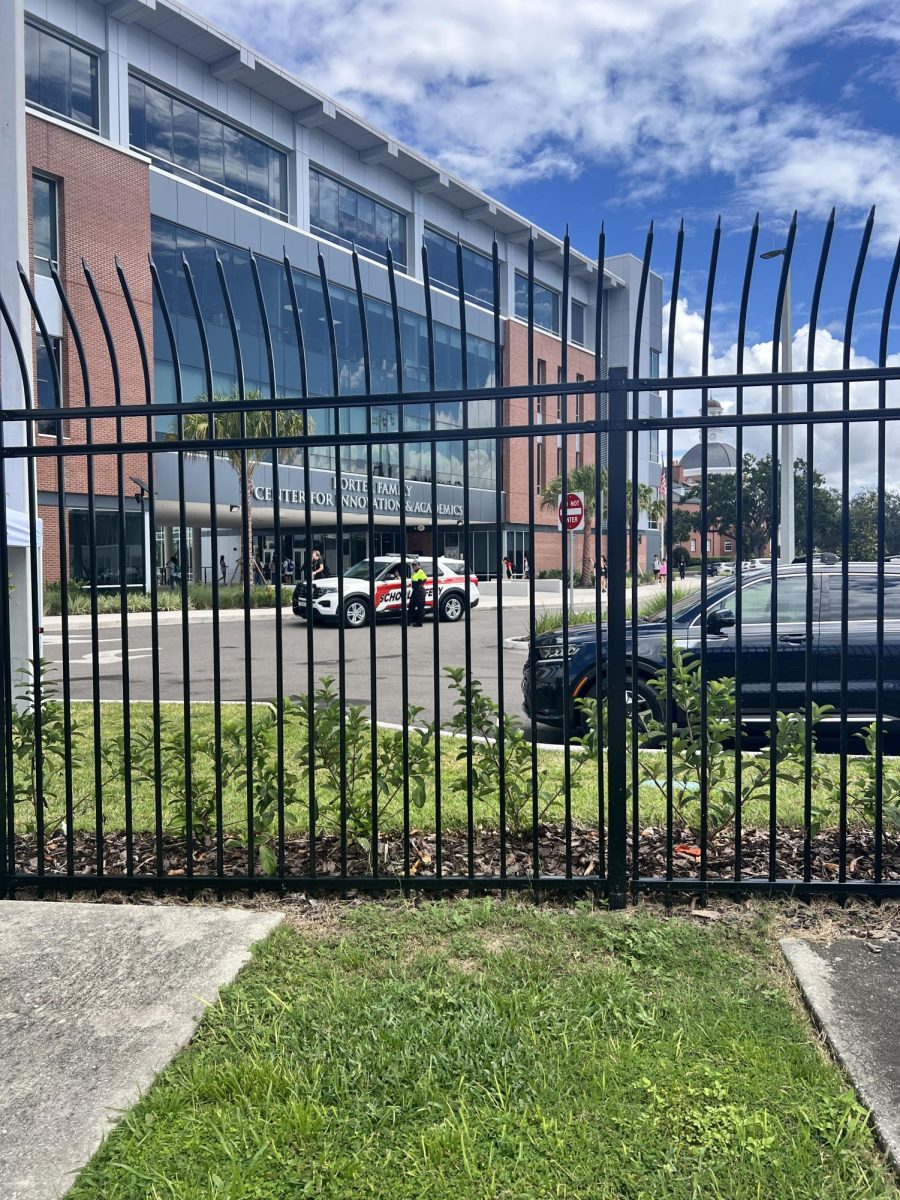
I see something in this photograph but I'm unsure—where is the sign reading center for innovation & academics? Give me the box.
[558,491,585,532]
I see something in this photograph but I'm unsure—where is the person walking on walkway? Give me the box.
[409,556,427,626]
[660,558,668,584]
[219,554,227,585]
[678,557,686,581]
[652,552,661,583]
[599,554,608,595]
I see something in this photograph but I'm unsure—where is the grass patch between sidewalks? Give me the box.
[67,902,897,1200]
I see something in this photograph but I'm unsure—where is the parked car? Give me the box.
[707,561,736,576]
[292,555,479,627]
[523,562,900,731]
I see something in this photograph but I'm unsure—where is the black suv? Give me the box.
[523,563,900,730]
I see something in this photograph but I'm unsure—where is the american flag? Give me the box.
[659,467,667,498]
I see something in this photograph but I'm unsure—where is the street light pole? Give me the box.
[761,248,795,564]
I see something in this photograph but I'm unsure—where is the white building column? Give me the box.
[0,0,39,697]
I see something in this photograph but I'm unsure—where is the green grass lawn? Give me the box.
[19,701,895,841]
[67,901,897,1200]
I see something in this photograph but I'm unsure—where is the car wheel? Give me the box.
[625,679,663,733]
[576,678,662,735]
[439,593,465,622]
[342,597,370,628]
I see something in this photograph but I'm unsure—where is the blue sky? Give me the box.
[191,0,900,483]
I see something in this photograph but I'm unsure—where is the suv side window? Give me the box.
[829,574,900,620]
[739,575,816,624]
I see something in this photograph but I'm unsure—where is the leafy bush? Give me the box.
[294,677,434,863]
[43,582,293,615]
[444,666,600,834]
[635,647,834,835]
[9,660,81,835]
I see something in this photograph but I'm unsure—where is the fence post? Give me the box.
[605,366,628,908]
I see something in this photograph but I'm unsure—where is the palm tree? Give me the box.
[540,464,606,586]
[625,481,666,574]
[181,389,307,581]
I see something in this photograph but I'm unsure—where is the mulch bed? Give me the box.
[11,822,900,885]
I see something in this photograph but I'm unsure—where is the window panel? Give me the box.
[32,175,57,276]
[171,97,200,174]
[572,300,585,345]
[309,168,407,269]
[25,24,99,130]
[143,84,173,162]
[130,77,287,219]
[223,125,247,196]
[36,335,62,435]
[423,227,493,306]
[515,273,560,334]
[69,43,97,129]
[650,348,660,378]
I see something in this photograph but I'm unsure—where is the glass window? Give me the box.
[129,76,287,220]
[423,227,494,307]
[839,575,900,620]
[309,168,407,270]
[69,509,146,587]
[25,23,98,131]
[149,217,494,491]
[650,348,660,378]
[740,575,814,624]
[32,175,57,276]
[572,300,586,345]
[36,334,62,435]
[515,273,560,334]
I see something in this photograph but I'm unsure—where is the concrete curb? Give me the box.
[781,937,900,1174]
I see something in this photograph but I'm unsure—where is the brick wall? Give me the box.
[502,319,599,575]
[26,114,152,582]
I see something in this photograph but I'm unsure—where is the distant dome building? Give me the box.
[678,398,738,479]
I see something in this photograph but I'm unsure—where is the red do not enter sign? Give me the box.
[558,491,585,532]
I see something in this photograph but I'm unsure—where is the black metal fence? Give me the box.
[2,211,900,902]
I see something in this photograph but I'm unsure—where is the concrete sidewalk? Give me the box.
[0,901,282,1199]
[42,577,699,630]
[781,937,900,1171]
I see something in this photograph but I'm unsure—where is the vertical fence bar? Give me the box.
[876,237,900,886]
[351,250,380,882]
[527,238,540,886]
[51,267,105,880]
[213,254,250,880]
[698,218,721,889]
[82,261,135,876]
[630,224,654,888]
[182,258,225,881]
[492,240,507,884]
[283,255,316,880]
[559,232,573,878]
[664,221,685,884]
[117,260,164,883]
[421,248,443,886]
[732,216,760,883]
[250,252,286,877]
[606,367,628,907]
[839,209,874,887]
[317,255,348,884]
[593,227,606,877]
[386,248,411,887]
[454,239,476,889]
[803,211,835,883]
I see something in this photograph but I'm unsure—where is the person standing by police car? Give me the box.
[409,556,427,626]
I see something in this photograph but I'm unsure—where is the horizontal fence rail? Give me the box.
[0,211,899,902]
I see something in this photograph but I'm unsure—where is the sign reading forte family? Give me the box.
[153,455,499,526]
[252,474,466,519]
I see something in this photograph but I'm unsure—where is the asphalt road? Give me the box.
[43,606,557,739]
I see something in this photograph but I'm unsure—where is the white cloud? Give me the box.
[190,0,900,248]
[667,296,900,492]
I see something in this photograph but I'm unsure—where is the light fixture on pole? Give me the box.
[760,247,795,564]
